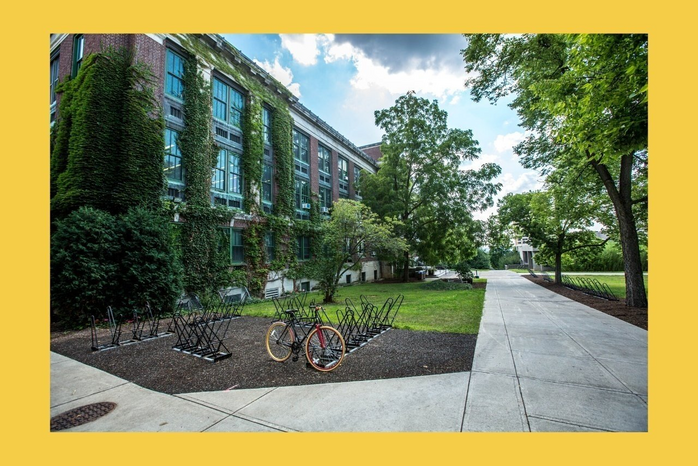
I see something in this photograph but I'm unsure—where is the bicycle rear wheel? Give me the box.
[265,322,294,362]
[305,326,346,372]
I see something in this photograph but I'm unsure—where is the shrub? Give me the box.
[51,206,183,328]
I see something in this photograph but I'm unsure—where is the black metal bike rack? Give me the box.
[170,292,247,362]
[91,303,173,352]
[561,274,618,301]
[335,295,403,353]
[90,306,123,351]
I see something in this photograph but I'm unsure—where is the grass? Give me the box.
[242,280,487,334]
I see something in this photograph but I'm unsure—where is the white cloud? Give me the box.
[279,34,322,66]
[254,57,301,98]
[325,37,467,101]
[494,132,526,154]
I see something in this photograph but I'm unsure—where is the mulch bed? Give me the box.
[523,275,648,330]
[51,315,477,394]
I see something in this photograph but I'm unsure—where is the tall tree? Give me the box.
[306,200,405,303]
[360,92,501,280]
[498,171,608,283]
[462,34,648,307]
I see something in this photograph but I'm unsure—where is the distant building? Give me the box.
[513,236,540,270]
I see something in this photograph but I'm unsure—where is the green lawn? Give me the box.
[243,280,486,334]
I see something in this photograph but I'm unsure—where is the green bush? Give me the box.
[421,280,473,291]
[51,206,182,327]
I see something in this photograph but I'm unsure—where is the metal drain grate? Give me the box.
[51,402,117,431]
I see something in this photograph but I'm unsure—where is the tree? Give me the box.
[360,92,501,280]
[306,200,405,303]
[462,34,648,307]
[497,171,608,283]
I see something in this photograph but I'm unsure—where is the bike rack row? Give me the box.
[335,295,403,353]
[169,291,248,362]
[561,275,618,301]
[271,293,333,327]
[90,303,170,352]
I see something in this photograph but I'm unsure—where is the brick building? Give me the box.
[50,33,384,296]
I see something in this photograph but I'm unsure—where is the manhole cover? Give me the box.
[51,402,117,431]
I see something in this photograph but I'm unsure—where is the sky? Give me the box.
[221,33,544,220]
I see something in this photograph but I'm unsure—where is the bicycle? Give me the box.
[265,305,346,372]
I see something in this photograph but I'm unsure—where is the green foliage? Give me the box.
[421,280,473,291]
[51,48,165,219]
[466,249,491,270]
[462,33,648,306]
[361,92,501,278]
[303,199,406,303]
[51,206,182,327]
[243,96,264,213]
[271,108,294,218]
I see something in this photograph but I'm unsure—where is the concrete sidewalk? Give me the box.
[50,270,647,432]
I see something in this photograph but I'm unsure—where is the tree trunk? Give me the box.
[555,252,563,284]
[402,249,410,282]
[589,152,647,308]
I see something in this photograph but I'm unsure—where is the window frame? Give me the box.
[212,76,245,129]
[164,128,183,182]
[297,235,311,262]
[165,48,186,100]
[72,34,84,77]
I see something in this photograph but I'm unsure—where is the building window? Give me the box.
[319,186,332,213]
[338,157,349,192]
[318,144,332,176]
[213,77,244,129]
[50,55,60,123]
[227,228,244,264]
[164,128,183,181]
[265,231,275,262]
[72,35,84,77]
[263,107,272,145]
[293,129,310,175]
[211,148,243,197]
[295,179,310,211]
[228,151,243,196]
[354,166,362,195]
[262,163,273,205]
[297,236,311,261]
[166,49,185,100]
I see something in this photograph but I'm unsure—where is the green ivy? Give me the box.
[243,96,263,214]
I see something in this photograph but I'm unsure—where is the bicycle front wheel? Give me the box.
[265,322,294,362]
[305,326,346,372]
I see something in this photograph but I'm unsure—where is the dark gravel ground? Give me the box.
[50,315,477,394]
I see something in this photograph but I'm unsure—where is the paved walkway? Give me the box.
[50,270,647,432]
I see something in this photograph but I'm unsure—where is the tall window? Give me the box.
[50,55,60,123]
[262,163,273,204]
[228,229,244,264]
[293,130,309,164]
[297,236,311,261]
[263,107,272,145]
[213,78,244,128]
[164,128,183,181]
[354,166,362,195]
[319,186,332,212]
[166,49,185,99]
[72,35,84,77]
[265,231,275,262]
[338,157,349,192]
[318,144,331,175]
[212,148,243,196]
[295,179,310,210]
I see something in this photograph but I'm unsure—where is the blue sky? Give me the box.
[222,34,543,219]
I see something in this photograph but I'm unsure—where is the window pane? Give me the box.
[293,130,309,163]
[164,128,183,181]
[230,88,244,128]
[318,145,331,173]
[166,49,184,99]
[262,164,273,202]
[229,152,242,194]
[212,149,226,191]
[263,107,271,144]
[213,79,228,121]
